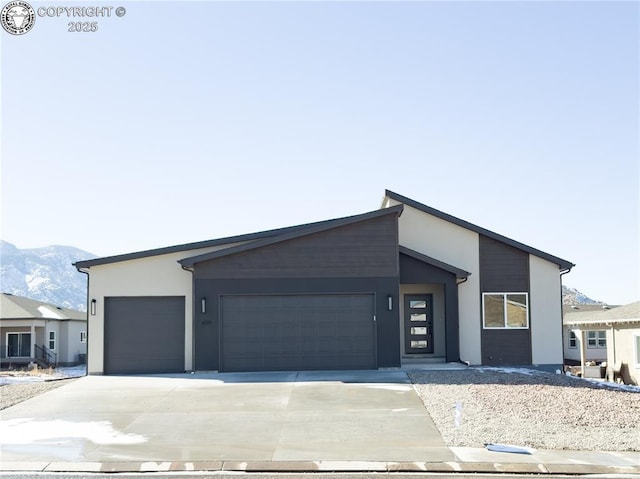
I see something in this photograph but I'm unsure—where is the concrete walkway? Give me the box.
[1,370,639,475]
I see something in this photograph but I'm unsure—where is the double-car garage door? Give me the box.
[221,294,376,372]
[104,293,376,374]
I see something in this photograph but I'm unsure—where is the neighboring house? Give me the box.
[1,293,87,367]
[74,190,574,375]
[564,301,640,384]
[563,304,615,364]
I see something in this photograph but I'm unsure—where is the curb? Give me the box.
[2,460,640,475]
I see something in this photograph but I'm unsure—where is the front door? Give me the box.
[404,294,434,354]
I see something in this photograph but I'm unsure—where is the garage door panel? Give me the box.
[104,296,185,374]
[221,294,375,372]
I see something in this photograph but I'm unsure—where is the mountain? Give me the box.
[0,241,97,311]
[562,285,602,306]
[0,239,604,312]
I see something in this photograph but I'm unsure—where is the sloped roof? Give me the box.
[562,304,617,315]
[1,293,86,321]
[399,246,471,279]
[385,190,574,271]
[564,301,640,326]
[179,205,404,268]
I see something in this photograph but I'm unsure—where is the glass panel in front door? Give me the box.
[404,294,434,354]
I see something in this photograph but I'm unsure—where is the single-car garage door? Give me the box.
[104,296,185,374]
[220,294,376,372]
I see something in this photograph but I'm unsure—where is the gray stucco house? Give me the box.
[1,293,87,367]
[74,191,574,375]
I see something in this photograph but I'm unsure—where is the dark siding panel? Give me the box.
[479,235,531,365]
[194,277,400,371]
[481,329,531,365]
[104,296,185,374]
[400,253,453,284]
[194,214,398,279]
[479,235,529,292]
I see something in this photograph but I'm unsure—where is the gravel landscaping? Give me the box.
[410,368,640,452]
[2,367,639,452]
[0,379,78,410]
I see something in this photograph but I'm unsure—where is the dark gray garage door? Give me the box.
[220,294,376,372]
[104,296,185,374]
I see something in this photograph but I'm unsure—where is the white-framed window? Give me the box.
[6,332,31,357]
[482,292,529,329]
[634,334,640,367]
[568,331,577,349]
[80,331,87,343]
[48,331,56,351]
[586,330,606,349]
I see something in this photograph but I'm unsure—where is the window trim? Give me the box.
[6,332,31,357]
[48,330,56,351]
[586,330,606,349]
[568,331,577,349]
[482,292,529,330]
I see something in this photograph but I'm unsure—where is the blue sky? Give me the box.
[2,1,638,304]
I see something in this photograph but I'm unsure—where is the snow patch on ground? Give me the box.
[476,366,640,392]
[564,372,640,392]
[475,367,541,376]
[0,365,86,385]
[0,418,146,445]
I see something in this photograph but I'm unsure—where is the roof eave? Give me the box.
[179,205,404,268]
[385,189,575,271]
[399,246,471,279]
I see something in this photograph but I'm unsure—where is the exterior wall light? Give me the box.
[90,299,96,316]
[387,295,393,311]
[201,298,206,314]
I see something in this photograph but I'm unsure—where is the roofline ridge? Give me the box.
[179,205,404,268]
[385,189,574,270]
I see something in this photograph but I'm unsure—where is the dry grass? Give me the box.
[0,365,56,377]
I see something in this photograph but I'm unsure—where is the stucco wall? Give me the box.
[84,243,246,374]
[45,321,60,364]
[62,320,87,365]
[608,325,640,385]
[529,255,563,365]
[386,198,481,364]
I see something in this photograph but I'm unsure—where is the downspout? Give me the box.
[559,267,572,372]
[181,264,196,372]
[75,266,89,377]
[456,275,469,364]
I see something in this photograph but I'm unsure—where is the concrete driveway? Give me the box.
[0,370,453,465]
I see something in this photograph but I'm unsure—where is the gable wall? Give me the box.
[387,198,482,364]
[194,214,399,279]
[85,242,246,374]
[193,213,401,370]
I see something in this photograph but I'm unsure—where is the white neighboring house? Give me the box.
[563,304,612,364]
[0,293,87,367]
[563,301,640,385]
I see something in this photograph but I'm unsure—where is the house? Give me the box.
[1,293,87,367]
[74,190,574,375]
[563,304,615,365]
[563,301,640,384]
